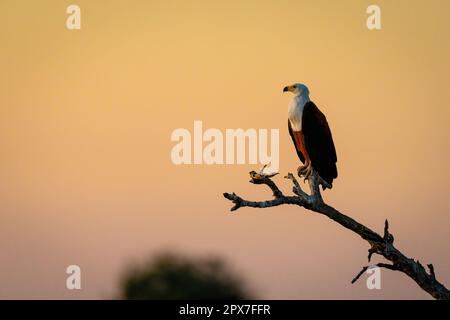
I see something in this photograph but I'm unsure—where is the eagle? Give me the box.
[283,83,337,189]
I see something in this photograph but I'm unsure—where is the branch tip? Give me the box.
[428,264,436,281]
[351,266,369,284]
[383,219,394,244]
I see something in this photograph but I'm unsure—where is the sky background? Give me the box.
[1,0,449,299]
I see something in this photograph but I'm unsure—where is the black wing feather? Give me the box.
[302,101,338,187]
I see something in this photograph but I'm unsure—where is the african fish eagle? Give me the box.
[283,83,338,189]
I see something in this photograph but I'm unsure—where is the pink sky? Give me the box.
[0,0,449,299]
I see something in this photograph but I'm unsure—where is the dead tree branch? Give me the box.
[223,170,450,300]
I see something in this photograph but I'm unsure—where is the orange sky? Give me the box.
[1,0,449,299]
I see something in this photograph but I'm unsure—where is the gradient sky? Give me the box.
[1,0,449,299]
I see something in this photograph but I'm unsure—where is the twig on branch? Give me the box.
[351,263,398,284]
[223,170,450,300]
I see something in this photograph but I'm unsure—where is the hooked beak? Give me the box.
[283,86,289,93]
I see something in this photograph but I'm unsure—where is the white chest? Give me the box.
[288,96,307,132]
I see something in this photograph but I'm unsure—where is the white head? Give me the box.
[283,83,310,98]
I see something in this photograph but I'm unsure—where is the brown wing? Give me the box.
[302,101,338,187]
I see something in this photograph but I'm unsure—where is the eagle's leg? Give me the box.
[294,131,314,180]
[298,162,314,180]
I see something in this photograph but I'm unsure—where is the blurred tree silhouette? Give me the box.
[119,252,252,299]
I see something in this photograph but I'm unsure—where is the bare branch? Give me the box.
[351,266,369,284]
[284,173,309,200]
[249,170,283,198]
[223,170,450,300]
[351,263,399,284]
